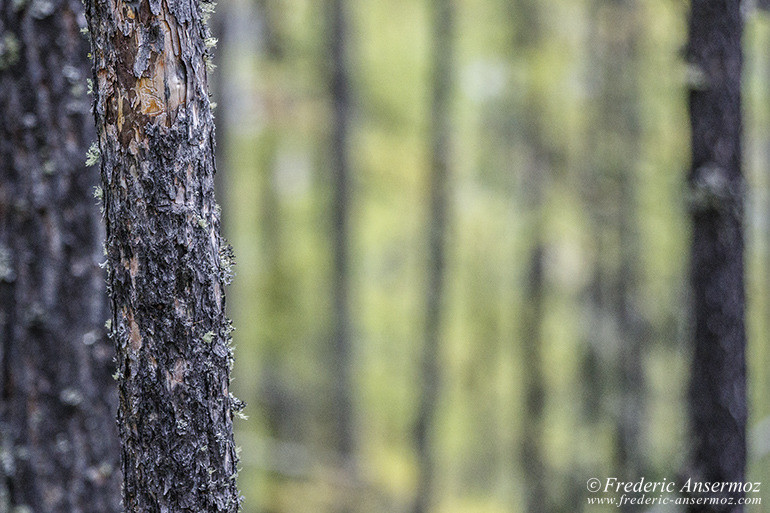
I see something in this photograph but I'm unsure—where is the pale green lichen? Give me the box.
[59,388,84,406]
[218,243,235,285]
[688,163,738,214]
[85,142,100,166]
[29,0,54,18]
[202,331,215,344]
[205,55,216,73]
[0,33,20,70]
[200,0,216,23]
[685,62,709,91]
[230,393,246,419]
[0,244,14,282]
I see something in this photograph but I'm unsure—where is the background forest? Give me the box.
[205,0,770,512]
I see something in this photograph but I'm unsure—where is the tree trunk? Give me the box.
[83,0,241,510]
[686,1,746,511]
[594,0,646,489]
[414,2,453,513]
[327,0,357,504]
[0,1,122,511]
[519,240,546,513]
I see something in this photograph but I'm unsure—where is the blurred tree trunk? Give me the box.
[581,1,646,495]
[328,0,357,505]
[686,1,746,510]
[0,1,121,511]
[84,0,241,510]
[256,0,283,60]
[414,2,453,513]
[508,1,550,509]
[596,0,646,488]
[519,239,546,513]
[579,260,604,423]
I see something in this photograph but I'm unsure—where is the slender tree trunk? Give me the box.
[582,1,646,495]
[0,1,121,511]
[596,0,646,489]
[507,0,550,508]
[414,2,453,513]
[84,0,241,510]
[580,254,605,424]
[686,1,746,511]
[519,239,546,513]
[328,0,357,505]
[614,163,645,487]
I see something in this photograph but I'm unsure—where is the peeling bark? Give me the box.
[84,0,241,510]
[0,0,121,511]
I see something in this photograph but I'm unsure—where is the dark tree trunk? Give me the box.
[0,0,121,511]
[414,2,453,513]
[83,0,241,510]
[327,0,357,505]
[614,160,645,487]
[686,1,745,511]
[519,240,546,513]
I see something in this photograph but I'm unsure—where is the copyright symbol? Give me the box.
[587,478,601,492]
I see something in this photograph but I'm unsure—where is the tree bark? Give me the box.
[686,1,746,511]
[0,1,121,511]
[83,0,241,510]
[0,0,121,511]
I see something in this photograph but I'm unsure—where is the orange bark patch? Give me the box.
[123,309,142,351]
[166,358,186,390]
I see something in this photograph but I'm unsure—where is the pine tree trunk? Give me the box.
[519,240,546,513]
[414,2,453,513]
[596,0,646,489]
[328,0,357,504]
[0,0,121,511]
[686,1,746,511]
[83,0,241,510]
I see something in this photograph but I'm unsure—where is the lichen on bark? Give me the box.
[83,0,241,510]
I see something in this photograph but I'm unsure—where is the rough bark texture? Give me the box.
[0,0,121,511]
[686,1,746,511]
[413,2,453,513]
[328,0,357,502]
[83,0,241,510]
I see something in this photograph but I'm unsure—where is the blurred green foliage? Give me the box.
[210,0,770,511]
